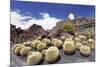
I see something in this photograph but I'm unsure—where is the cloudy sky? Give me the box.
[10,0,95,30]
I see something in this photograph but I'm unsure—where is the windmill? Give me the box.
[68,11,75,20]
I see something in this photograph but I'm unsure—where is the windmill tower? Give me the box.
[68,12,75,20]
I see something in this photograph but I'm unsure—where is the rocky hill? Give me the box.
[10,24,46,43]
[10,17,95,43]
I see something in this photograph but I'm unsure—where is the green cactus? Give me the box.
[63,20,76,33]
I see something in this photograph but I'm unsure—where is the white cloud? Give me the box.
[11,10,62,30]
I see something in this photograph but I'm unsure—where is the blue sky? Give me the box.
[10,0,95,30]
[11,0,95,19]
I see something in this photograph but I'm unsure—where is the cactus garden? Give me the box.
[10,1,95,66]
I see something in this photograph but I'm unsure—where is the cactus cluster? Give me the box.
[27,51,42,65]
[31,40,41,48]
[80,45,91,56]
[42,38,51,46]
[53,39,63,48]
[37,42,47,51]
[12,43,31,56]
[45,46,60,63]
[87,38,95,49]
[63,40,75,54]
[20,46,32,56]
[12,34,95,65]
[74,35,95,56]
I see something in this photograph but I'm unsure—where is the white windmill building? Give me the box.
[68,12,75,20]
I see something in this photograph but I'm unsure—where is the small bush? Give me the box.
[63,20,76,33]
